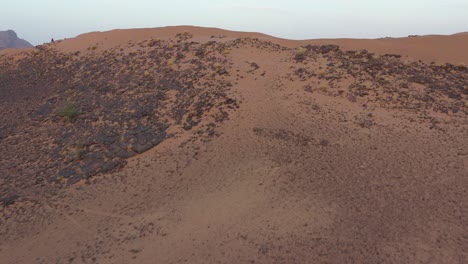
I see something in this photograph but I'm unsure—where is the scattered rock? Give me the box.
[0,194,18,206]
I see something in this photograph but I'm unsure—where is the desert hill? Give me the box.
[0,26,467,263]
[0,30,33,50]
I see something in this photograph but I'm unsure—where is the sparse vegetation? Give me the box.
[222,49,230,56]
[71,139,85,161]
[127,144,134,151]
[58,102,79,121]
[318,71,326,78]
[319,83,328,92]
[72,146,83,161]
[87,44,98,51]
[294,47,308,61]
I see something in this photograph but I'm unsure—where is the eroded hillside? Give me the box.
[0,28,467,263]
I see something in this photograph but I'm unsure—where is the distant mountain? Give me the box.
[0,30,33,50]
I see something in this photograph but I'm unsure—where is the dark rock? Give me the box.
[409,75,432,85]
[31,103,54,121]
[109,142,135,158]
[67,174,84,185]
[183,123,192,130]
[319,139,330,146]
[96,132,117,144]
[250,62,260,70]
[80,155,104,176]
[101,159,121,173]
[382,54,401,59]
[434,105,449,114]
[217,68,228,75]
[413,94,433,102]
[319,45,340,54]
[59,168,78,178]
[447,92,461,100]
[0,126,12,140]
[151,131,166,144]
[305,45,340,54]
[347,95,357,102]
[159,79,185,93]
[225,98,235,105]
[0,194,18,206]
[133,106,153,118]
[195,48,205,57]
[132,142,155,154]
[132,130,166,154]
[357,117,375,128]
[48,168,79,183]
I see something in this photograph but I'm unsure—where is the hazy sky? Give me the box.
[2,0,467,45]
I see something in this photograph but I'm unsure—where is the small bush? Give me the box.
[318,71,326,78]
[87,44,98,51]
[72,146,82,160]
[319,84,328,92]
[58,102,79,121]
[294,47,308,61]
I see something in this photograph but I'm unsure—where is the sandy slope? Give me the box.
[60,27,468,64]
[3,26,468,64]
[0,26,467,263]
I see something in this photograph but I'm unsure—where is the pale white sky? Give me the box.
[1,0,467,45]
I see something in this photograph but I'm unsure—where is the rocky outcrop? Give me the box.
[0,30,33,50]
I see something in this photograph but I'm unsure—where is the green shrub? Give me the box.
[58,102,79,121]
